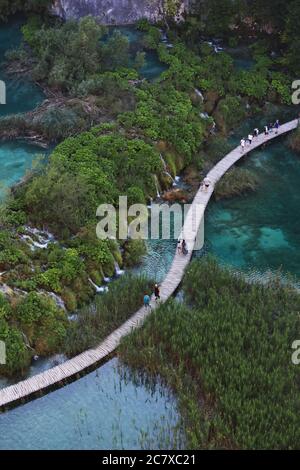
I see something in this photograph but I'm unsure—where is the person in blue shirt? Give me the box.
[144,294,151,309]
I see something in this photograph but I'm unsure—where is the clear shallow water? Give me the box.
[108,25,168,81]
[203,137,300,279]
[0,141,48,198]
[0,17,46,197]
[1,19,300,450]
[227,45,255,70]
[0,17,45,117]
[0,358,183,450]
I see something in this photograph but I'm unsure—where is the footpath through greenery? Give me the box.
[0,1,300,378]
[120,258,300,449]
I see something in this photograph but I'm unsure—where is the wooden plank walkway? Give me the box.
[0,118,298,410]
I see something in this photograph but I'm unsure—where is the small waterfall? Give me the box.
[147,197,154,209]
[160,154,175,184]
[204,40,224,54]
[160,30,168,43]
[195,88,204,101]
[21,226,56,251]
[89,278,109,294]
[164,171,175,184]
[21,234,49,251]
[0,284,14,297]
[200,112,210,119]
[114,262,125,277]
[160,153,167,170]
[68,313,78,322]
[173,176,181,187]
[153,175,161,198]
[210,120,217,134]
[46,292,66,310]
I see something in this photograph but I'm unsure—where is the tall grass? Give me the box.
[119,257,300,449]
[64,274,152,356]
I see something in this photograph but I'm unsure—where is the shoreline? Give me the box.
[0,118,297,411]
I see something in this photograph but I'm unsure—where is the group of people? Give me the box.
[240,120,280,152]
[143,239,189,308]
[264,120,280,135]
[143,283,160,309]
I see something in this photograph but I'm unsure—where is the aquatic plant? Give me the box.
[120,257,300,449]
[214,167,259,200]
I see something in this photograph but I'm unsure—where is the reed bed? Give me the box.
[119,257,300,449]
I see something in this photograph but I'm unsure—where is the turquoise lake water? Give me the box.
[0,358,183,450]
[0,17,46,198]
[112,26,168,81]
[204,139,300,280]
[0,141,48,198]
[1,19,300,450]
[0,17,45,117]
[0,19,180,450]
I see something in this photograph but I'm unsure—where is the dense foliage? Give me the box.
[0,290,67,376]
[0,0,51,21]
[64,274,152,356]
[183,0,300,76]
[120,258,300,449]
[1,4,299,383]
[0,272,150,376]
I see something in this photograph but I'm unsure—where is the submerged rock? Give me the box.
[162,188,188,203]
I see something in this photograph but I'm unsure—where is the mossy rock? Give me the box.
[113,251,123,268]
[204,90,220,114]
[159,172,173,190]
[103,259,115,277]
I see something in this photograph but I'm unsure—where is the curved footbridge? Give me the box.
[0,118,298,410]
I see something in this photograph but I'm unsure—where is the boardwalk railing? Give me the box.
[0,119,298,410]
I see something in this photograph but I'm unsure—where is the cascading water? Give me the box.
[114,261,125,276]
[160,154,176,184]
[153,174,161,198]
[89,278,109,294]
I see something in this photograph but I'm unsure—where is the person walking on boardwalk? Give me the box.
[240,138,245,152]
[144,294,151,309]
[275,119,280,134]
[248,133,253,145]
[254,128,259,138]
[264,125,269,135]
[203,176,211,192]
[181,239,188,255]
[154,284,160,301]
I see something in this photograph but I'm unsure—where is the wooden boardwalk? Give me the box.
[0,118,298,410]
